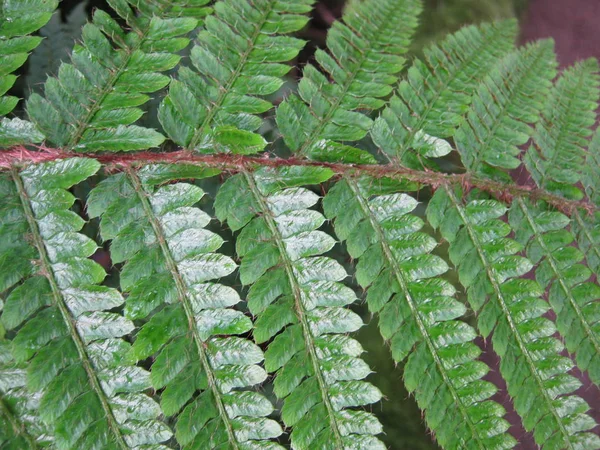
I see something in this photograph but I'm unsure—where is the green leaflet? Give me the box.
[0,0,57,146]
[509,199,600,385]
[428,187,600,450]
[581,126,600,205]
[0,158,172,449]
[323,176,515,450]
[0,118,44,148]
[215,166,385,450]
[524,59,600,200]
[584,129,600,206]
[456,40,557,181]
[89,163,283,449]
[372,20,517,167]
[159,0,314,154]
[572,210,600,280]
[0,339,52,449]
[276,0,421,163]
[26,0,208,152]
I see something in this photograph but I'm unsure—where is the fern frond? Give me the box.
[515,58,600,315]
[571,131,600,277]
[323,176,515,450]
[0,158,172,448]
[516,60,600,371]
[571,210,600,278]
[455,40,557,181]
[524,59,600,199]
[583,128,600,206]
[0,340,52,448]
[428,187,600,449]
[0,0,57,147]
[215,167,384,450]
[371,20,517,167]
[276,0,421,163]
[0,402,34,449]
[0,399,36,450]
[508,199,600,385]
[158,0,314,154]
[26,0,207,152]
[88,164,283,449]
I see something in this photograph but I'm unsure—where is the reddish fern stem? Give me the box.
[1,145,595,215]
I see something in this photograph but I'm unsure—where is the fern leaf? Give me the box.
[276,0,421,163]
[26,0,207,152]
[571,210,600,277]
[0,158,173,448]
[583,128,600,206]
[524,59,600,200]
[372,20,517,167]
[88,164,283,449]
[0,340,52,449]
[428,187,600,449]
[518,59,600,363]
[509,199,600,385]
[323,176,515,450]
[0,398,37,450]
[0,0,57,147]
[215,167,385,449]
[158,0,314,154]
[455,40,557,180]
[516,57,600,301]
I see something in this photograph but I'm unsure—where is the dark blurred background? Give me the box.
[24,1,600,448]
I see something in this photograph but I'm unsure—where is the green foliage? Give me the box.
[324,176,515,449]
[525,59,600,200]
[414,0,526,51]
[509,199,600,385]
[372,20,517,167]
[159,0,314,154]
[276,0,421,163]
[428,188,600,449]
[214,167,385,449]
[0,339,52,448]
[0,0,57,147]
[1,1,600,449]
[25,1,89,95]
[583,130,600,207]
[88,164,286,449]
[27,0,209,151]
[456,40,557,180]
[1,158,172,448]
[571,128,600,282]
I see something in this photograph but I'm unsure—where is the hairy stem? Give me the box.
[2,147,596,216]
